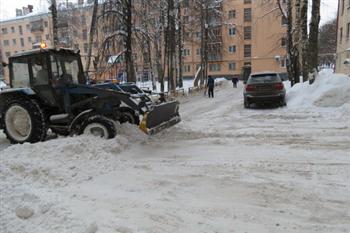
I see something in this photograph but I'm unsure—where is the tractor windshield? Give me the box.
[51,54,82,86]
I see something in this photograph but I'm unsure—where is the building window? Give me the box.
[347,23,350,40]
[46,34,49,40]
[11,26,15,33]
[228,45,236,53]
[44,21,48,27]
[196,32,201,38]
[182,65,191,73]
[244,0,252,3]
[244,8,252,22]
[35,35,42,42]
[209,63,221,71]
[28,37,32,42]
[5,52,11,57]
[183,16,189,24]
[281,37,287,47]
[84,43,88,53]
[196,48,202,55]
[244,44,251,58]
[73,30,78,37]
[3,40,9,46]
[74,44,79,50]
[94,42,98,48]
[81,15,86,25]
[26,24,30,31]
[19,25,23,35]
[2,28,8,34]
[12,39,16,45]
[342,0,345,15]
[281,57,287,68]
[20,38,24,47]
[183,0,189,8]
[340,27,343,44]
[228,10,236,19]
[228,62,236,70]
[281,16,288,25]
[244,26,252,40]
[229,27,236,36]
[82,29,88,40]
[182,48,190,56]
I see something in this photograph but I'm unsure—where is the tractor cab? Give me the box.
[9,48,86,107]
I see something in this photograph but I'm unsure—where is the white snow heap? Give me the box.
[287,69,350,108]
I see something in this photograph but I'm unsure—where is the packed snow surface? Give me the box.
[1,70,350,233]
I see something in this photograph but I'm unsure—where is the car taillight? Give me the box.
[274,83,284,91]
[245,84,255,91]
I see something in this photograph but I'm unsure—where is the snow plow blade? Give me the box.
[139,101,181,135]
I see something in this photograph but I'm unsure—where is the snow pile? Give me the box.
[0,123,146,187]
[287,69,350,108]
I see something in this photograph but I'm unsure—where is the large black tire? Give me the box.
[119,110,140,125]
[78,115,116,139]
[2,98,47,144]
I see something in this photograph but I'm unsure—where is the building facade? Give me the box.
[1,0,287,82]
[0,3,98,82]
[336,0,350,75]
[181,0,287,79]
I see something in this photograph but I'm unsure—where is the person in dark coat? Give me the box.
[207,75,215,98]
[232,77,238,88]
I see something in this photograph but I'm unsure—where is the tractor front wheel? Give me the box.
[79,115,116,139]
[2,98,47,144]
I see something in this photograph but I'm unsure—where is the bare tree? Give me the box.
[85,0,99,74]
[318,18,337,67]
[308,0,321,79]
[49,0,59,46]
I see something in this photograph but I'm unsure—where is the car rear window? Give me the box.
[248,74,281,84]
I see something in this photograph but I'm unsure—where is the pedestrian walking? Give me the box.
[207,75,215,98]
[232,77,238,88]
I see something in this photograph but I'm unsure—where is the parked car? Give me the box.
[243,72,286,108]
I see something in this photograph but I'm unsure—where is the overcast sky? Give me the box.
[0,0,339,25]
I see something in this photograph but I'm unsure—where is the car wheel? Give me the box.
[244,100,250,108]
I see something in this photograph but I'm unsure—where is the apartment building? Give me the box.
[0,3,97,82]
[336,0,350,75]
[1,0,287,82]
[181,0,287,79]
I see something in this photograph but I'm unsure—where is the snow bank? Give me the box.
[0,123,147,187]
[287,69,350,108]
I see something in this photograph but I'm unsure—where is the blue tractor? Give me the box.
[0,48,181,144]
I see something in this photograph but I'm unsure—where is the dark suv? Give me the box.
[243,72,286,108]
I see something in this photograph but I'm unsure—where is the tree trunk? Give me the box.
[300,0,308,81]
[308,0,321,80]
[85,0,99,74]
[286,0,298,86]
[124,0,136,82]
[50,0,59,46]
[294,0,301,84]
[177,1,183,88]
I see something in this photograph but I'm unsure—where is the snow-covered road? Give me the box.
[1,70,350,233]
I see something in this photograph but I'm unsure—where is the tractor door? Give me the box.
[29,54,57,106]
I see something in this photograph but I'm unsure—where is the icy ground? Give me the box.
[1,70,350,233]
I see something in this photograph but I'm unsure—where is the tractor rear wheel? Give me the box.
[79,115,116,139]
[2,98,47,144]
